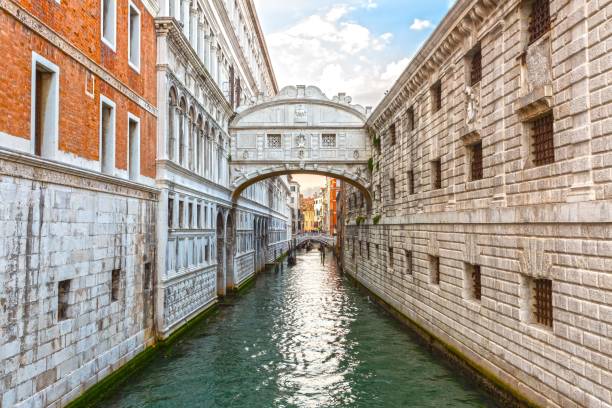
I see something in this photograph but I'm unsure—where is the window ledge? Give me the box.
[516,85,553,122]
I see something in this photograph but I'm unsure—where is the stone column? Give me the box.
[181,0,190,38]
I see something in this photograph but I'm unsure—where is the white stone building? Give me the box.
[342,0,612,407]
[154,0,290,338]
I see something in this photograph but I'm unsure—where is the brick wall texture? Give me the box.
[343,0,612,407]
[0,0,157,177]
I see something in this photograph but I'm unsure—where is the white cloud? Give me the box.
[265,4,407,107]
[409,18,433,31]
[364,0,378,9]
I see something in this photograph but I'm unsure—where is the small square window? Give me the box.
[430,256,440,285]
[405,250,413,275]
[533,278,553,327]
[431,159,442,189]
[267,134,281,149]
[470,45,482,86]
[58,280,70,320]
[431,81,442,112]
[470,142,483,181]
[388,124,396,146]
[531,112,554,166]
[464,263,482,301]
[407,170,415,195]
[321,134,336,148]
[111,269,121,302]
[527,0,551,45]
[407,107,415,131]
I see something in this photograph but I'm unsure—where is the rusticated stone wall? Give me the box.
[0,153,157,408]
[343,0,612,407]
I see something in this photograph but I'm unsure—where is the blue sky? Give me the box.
[253,0,455,109]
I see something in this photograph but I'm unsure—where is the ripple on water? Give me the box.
[98,250,500,408]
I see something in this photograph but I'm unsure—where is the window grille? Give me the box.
[432,81,442,112]
[432,159,442,189]
[321,134,336,148]
[528,0,550,45]
[267,134,282,149]
[430,256,440,285]
[472,265,482,300]
[408,170,415,195]
[407,107,415,131]
[533,278,553,327]
[406,250,412,275]
[390,178,396,200]
[389,124,396,146]
[532,113,555,166]
[58,280,70,320]
[111,269,120,302]
[471,142,483,181]
[389,247,394,267]
[470,47,482,85]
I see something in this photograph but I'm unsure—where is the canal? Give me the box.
[98,249,499,408]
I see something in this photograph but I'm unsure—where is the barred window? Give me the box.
[531,112,555,166]
[406,250,413,275]
[407,107,415,131]
[407,170,415,195]
[58,280,70,320]
[431,81,442,112]
[367,242,370,259]
[470,46,482,86]
[533,278,553,327]
[111,269,121,302]
[389,123,396,146]
[321,134,336,148]
[168,198,174,228]
[470,141,483,181]
[472,265,482,300]
[430,256,440,285]
[267,134,282,149]
[389,247,394,268]
[432,159,442,189]
[528,0,550,45]
[389,178,396,200]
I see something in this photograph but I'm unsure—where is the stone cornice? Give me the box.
[367,0,500,130]
[0,148,159,200]
[140,0,160,18]
[244,0,278,94]
[232,99,367,125]
[0,0,158,116]
[158,159,232,194]
[156,17,233,119]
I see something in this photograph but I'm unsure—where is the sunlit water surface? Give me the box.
[99,250,499,408]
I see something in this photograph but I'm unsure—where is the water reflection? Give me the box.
[97,248,499,408]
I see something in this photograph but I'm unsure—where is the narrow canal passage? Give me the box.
[99,249,499,408]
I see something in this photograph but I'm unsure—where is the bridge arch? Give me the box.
[230,85,372,206]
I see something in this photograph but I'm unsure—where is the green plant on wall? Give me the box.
[356,216,366,225]
[368,158,374,172]
[373,214,381,225]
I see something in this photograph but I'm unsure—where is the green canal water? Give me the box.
[98,249,500,408]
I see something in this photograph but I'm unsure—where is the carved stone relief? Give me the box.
[518,238,552,278]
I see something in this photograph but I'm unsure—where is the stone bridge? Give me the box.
[294,233,336,247]
[229,85,373,206]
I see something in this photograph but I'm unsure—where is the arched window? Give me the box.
[178,98,186,165]
[168,87,177,161]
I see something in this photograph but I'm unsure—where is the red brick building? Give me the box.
[0,1,159,406]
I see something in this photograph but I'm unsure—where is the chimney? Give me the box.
[297,85,306,98]
[366,106,373,116]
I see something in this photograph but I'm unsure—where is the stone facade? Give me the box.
[343,0,612,407]
[154,0,291,338]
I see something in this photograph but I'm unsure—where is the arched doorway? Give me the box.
[216,211,225,297]
[225,212,235,291]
